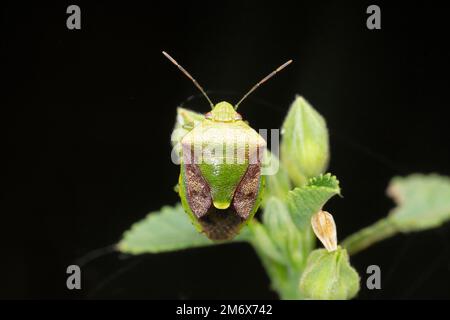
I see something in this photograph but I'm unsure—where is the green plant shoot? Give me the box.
[118,66,450,300]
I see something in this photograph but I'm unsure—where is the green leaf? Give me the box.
[387,174,450,232]
[287,173,341,231]
[247,221,286,265]
[117,203,249,254]
[262,196,303,266]
[174,107,204,130]
[342,173,450,255]
[171,107,204,159]
[299,247,360,300]
[281,96,329,187]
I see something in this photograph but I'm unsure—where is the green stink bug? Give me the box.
[164,51,292,240]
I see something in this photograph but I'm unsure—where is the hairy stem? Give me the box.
[341,218,397,255]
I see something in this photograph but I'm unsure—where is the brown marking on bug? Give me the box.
[232,164,261,219]
[198,207,244,241]
[184,163,212,218]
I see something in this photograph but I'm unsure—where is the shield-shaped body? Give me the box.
[178,102,266,240]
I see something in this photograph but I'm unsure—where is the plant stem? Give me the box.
[341,217,397,255]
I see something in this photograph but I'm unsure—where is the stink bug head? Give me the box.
[205,102,242,122]
[163,51,291,240]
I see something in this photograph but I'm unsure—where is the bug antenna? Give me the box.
[162,51,214,109]
[234,59,293,110]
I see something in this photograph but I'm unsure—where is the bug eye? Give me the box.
[205,112,212,119]
[235,113,242,120]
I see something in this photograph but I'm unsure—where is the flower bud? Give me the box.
[281,96,329,186]
[299,247,360,300]
[311,210,337,252]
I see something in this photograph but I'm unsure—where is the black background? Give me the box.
[2,0,450,299]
